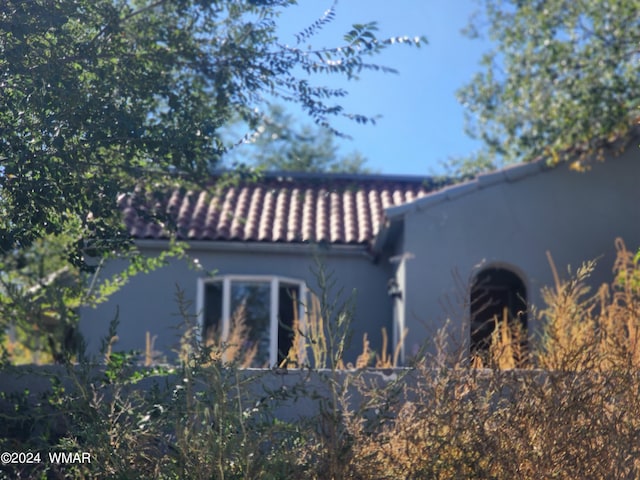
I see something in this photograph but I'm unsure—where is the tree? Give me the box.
[457,0,640,166]
[436,151,497,183]
[229,104,371,173]
[0,0,425,264]
[0,232,83,364]
[0,0,425,361]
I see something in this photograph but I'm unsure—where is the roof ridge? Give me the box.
[209,168,440,184]
[384,127,640,220]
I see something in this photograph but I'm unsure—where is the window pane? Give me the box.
[278,283,299,365]
[230,281,271,368]
[203,282,222,344]
[470,268,527,357]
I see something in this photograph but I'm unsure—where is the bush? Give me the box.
[2,239,640,479]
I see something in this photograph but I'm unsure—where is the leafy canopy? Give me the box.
[0,0,425,361]
[227,104,371,173]
[0,0,425,263]
[458,0,640,165]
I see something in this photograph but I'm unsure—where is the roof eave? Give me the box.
[372,215,406,255]
[134,238,375,259]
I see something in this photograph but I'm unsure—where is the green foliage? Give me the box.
[228,104,372,173]
[0,0,425,360]
[458,0,640,164]
[3,248,640,478]
[0,233,187,364]
[93,239,188,306]
[0,0,425,262]
[0,231,84,364]
[436,150,497,184]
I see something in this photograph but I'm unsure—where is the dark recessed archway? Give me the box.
[470,267,527,353]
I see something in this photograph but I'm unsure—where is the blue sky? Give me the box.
[274,0,493,175]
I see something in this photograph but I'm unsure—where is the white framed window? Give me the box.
[196,275,306,368]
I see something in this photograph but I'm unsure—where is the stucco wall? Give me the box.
[399,147,640,355]
[80,243,394,363]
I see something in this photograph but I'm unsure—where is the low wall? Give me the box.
[0,365,411,428]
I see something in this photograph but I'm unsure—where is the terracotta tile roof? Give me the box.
[121,172,439,246]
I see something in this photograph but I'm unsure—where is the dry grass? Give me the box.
[104,240,640,478]
[343,238,640,479]
[283,290,405,370]
[4,239,640,479]
[203,302,257,368]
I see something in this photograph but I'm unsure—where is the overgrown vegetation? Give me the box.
[458,0,640,167]
[224,104,372,174]
[0,0,426,363]
[2,240,640,479]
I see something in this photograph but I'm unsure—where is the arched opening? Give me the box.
[470,267,527,355]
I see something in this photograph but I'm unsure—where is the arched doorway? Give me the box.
[470,267,527,354]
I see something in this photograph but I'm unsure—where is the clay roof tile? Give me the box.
[122,172,440,248]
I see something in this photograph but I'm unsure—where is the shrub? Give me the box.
[2,239,640,479]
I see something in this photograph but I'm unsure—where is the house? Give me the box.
[80,135,640,366]
[80,173,439,366]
